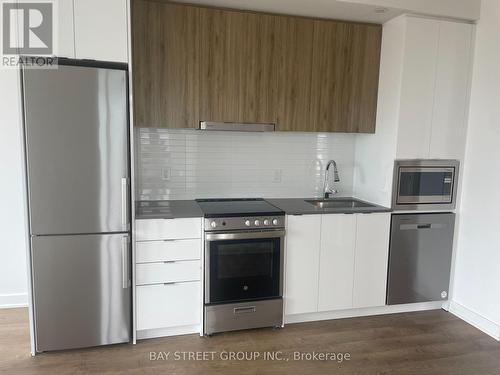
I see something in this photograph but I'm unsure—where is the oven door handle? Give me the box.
[205,230,285,241]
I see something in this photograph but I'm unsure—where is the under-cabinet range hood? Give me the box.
[200,121,275,132]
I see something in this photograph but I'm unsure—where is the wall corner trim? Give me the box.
[449,300,500,341]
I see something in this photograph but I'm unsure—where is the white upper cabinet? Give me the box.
[74,0,128,62]
[429,21,473,160]
[396,17,473,160]
[396,18,439,159]
[54,0,75,58]
[285,215,321,315]
[318,214,356,312]
[353,213,390,308]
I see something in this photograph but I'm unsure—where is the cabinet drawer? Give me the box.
[136,260,200,285]
[135,218,202,241]
[136,282,201,330]
[136,239,201,263]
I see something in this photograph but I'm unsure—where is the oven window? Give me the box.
[399,170,453,197]
[208,238,281,304]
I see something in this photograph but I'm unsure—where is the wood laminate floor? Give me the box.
[1,308,499,374]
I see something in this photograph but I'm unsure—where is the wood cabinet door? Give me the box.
[132,1,200,128]
[285,215,321,315]
[199,8,279,125]
[309,21,381,133]
[275,16,314,131]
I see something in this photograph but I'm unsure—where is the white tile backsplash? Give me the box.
[135,128,356,200]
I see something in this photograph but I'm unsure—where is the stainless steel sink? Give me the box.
[305,198,375,210]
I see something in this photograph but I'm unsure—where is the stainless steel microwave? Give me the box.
[392,160,459,210]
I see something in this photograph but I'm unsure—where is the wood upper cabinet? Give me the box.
[131,2,382,132]
[199,8,279,124]
[309,20,381,133]
[275,17,314,131]
[132,0,200,128]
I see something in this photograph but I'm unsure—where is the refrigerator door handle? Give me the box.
[121,178,129,231]
[121,236,130,289]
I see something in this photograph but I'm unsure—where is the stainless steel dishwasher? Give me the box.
[387,213,455,305]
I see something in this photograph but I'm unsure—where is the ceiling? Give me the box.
[172,0,403,24]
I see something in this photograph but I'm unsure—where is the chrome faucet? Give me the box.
[323,160,340,199]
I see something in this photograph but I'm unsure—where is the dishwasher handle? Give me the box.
[400,223,446,230]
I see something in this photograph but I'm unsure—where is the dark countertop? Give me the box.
[135,200,203,220]
[266,197,391,215]
[135,197,391,219]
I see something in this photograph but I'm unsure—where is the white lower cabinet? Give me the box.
[136,239,201,263]
[285,212,390,316]
[318,214,356,311]
[353,213,391,308]
[135,217,202,337]
[284,215,321,315]
[137,282,200,331]
[136,260,200,285]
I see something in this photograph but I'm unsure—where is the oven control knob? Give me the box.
[263,219,270,226]
[254,220,261,226]
[210,221,217,228]
[272,219,279,226]
[245,220,251,227]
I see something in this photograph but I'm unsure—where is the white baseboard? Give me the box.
[449,301,500,341]
[0,293,28,309]
[285,301,445,324]
[137,324,201,340]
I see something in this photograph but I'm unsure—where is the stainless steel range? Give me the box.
[196,199,285,335]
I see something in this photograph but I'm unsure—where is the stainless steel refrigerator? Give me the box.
[21,59,131,352]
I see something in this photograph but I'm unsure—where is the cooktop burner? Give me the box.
[196,198,284,218]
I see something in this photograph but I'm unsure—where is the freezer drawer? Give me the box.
[387,213,455,305]
[32,234,131,352]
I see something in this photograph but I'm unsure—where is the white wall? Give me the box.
[450,0,500,340]
[0,67,29,308]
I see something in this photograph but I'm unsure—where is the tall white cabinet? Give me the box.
[353,15,474,207]
[396,16,474,160]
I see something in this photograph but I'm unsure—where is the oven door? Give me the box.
[397,167,455,205]
[205,230,284,305]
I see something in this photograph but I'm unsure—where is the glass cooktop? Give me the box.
[196,198,284,218]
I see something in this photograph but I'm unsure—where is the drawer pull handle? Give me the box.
[234,306,256,315]
[163,239,176,242]
[163,261,176,264]
[163,282,176,286]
